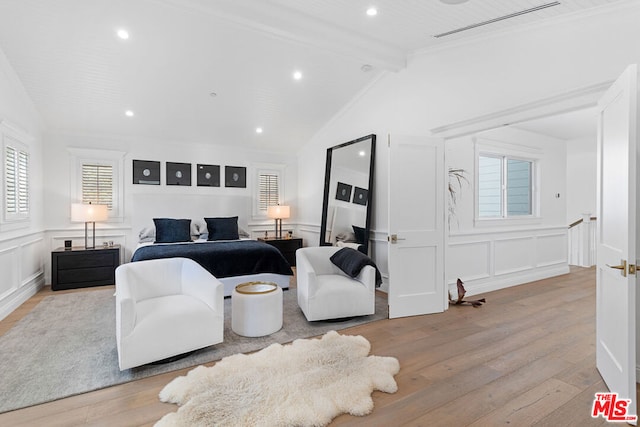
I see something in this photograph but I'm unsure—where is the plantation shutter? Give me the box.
[5,145,29,215]
[258,173,279,212]
[82,163,113,209]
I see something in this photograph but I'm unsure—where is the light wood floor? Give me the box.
[0,267,626,426]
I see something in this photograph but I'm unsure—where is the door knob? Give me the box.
[606,259,627,277]
[389,234,406,244]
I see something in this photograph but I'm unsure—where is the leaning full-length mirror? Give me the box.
[319,134,376,254]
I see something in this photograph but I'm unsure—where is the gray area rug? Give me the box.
[0,288,387,413]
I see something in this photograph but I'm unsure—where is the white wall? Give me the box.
[0,47,45,320]
[566,135,597,223]
[446,127,568,295]
[42,131,298,282]
[298,2,640,293]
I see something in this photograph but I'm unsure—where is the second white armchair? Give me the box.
[296,246,376,321]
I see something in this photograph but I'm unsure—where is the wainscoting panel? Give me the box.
[536,233,568,267]
[494,236,535,276]
[0,245,18,300]
[20,238,44,286]
[447,240,491,282]
[448,226,569,297]
[0,232,45,322]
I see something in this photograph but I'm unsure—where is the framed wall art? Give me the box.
[133,160,160,185]
[225,166,246,188]
[352,187,368,206]
[166,162,192,186]
[197,164,220,187]
[335,182,352,202]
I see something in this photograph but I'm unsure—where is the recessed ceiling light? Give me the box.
[256,127,263,134]
[366,7,378,16]
[359,150,366,157]
[361,64,373,72]
[209,92,217,97]
[293,70,303,80]
[125,110,134,117]
[116,29,129,40]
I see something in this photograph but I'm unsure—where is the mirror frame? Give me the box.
[319,134,376,254]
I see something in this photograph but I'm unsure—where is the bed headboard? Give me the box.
[131,193,252,237]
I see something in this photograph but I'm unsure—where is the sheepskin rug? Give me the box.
[155,330,400,426]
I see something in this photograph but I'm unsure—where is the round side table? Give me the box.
[231,282,283,337]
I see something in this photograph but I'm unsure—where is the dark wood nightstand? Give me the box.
[258,237,302,266]
[51,245,120,291]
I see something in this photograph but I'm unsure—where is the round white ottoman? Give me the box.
[232,282,283,337]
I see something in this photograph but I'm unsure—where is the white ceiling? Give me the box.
[0,0,624,151]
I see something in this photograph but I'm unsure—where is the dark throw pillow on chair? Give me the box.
[330,247,383,287]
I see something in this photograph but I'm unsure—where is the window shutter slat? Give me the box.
[82,164,113,209]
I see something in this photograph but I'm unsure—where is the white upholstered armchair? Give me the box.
[115,257,224,370]
[296,246,376,321]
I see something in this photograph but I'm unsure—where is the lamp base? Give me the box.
[274,218,283,239]
[84,221,97,249]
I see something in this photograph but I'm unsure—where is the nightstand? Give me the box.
[258,237,302,266]
[51,245,120,291]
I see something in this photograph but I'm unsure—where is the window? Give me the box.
[82,163,113,209]
[478,154,534,218]
[258,173,279,213]
[68,148,124,221]
[1,121,31,226]
[4,143,29,220]
[252,164,286,219]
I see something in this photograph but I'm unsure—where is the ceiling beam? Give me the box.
[156,0,406,71]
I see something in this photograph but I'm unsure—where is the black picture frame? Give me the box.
[225,166,246,188]
[133,160,160,185]
[197,164,220,187]
[166,162,192,186]
[352,187,368,206]
[335,182,352,202]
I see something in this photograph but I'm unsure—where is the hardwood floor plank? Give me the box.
[533,381,610,427]
[467,378,581,426]
[410,354,575,426]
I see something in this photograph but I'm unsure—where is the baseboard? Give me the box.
[0,276,44,322]
[451,264,570,297]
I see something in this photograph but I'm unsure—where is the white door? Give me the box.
[388,135,446,318]
[596,64,638,423]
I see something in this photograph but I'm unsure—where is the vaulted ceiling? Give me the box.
[0,0,624,150]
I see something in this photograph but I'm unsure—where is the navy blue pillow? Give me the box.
[352,225,367,245]
[153,218,192,243]
[205,216,240,241]
[330,247,383,287]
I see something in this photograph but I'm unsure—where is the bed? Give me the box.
[132,217,293,296]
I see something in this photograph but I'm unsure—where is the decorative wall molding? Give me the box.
[0,233,45,322]
[448,226,568,297]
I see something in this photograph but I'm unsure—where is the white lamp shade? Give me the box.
[267,205,290,219]
[71,203,109,222]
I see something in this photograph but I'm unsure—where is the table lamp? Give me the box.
[267,205,290,239]
[71,202,109,249]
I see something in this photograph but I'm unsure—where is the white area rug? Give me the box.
[156,330,400,426]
